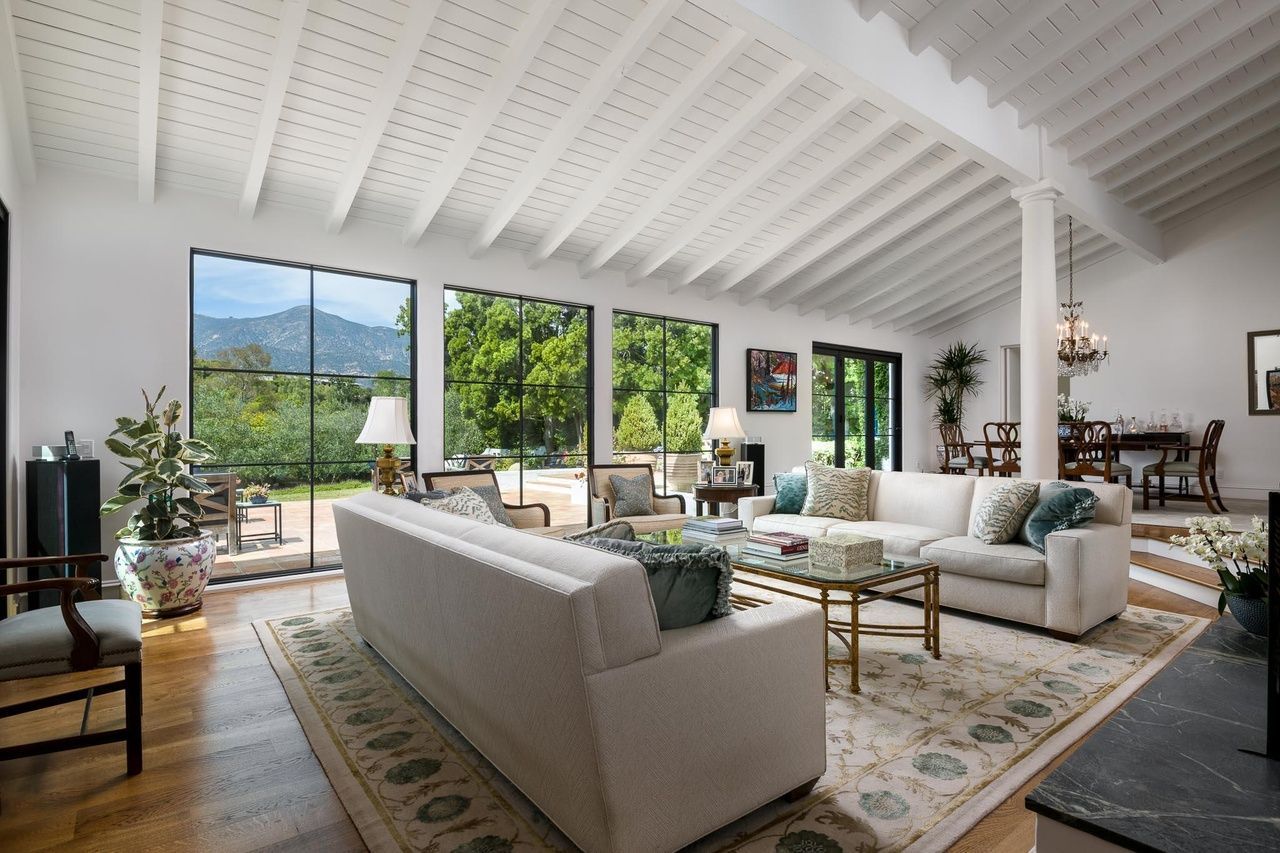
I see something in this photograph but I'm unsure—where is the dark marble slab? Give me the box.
[1026,616,1280,853]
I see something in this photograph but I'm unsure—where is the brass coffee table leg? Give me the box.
[930,568,941,659]
[850,592,861,693]
[820,589,830,691]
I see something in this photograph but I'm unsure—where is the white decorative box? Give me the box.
[810,533,884,573]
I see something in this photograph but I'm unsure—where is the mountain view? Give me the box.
[193,305,408,376]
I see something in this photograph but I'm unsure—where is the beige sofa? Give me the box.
[334,492,826,853]
[740,471,1132,639]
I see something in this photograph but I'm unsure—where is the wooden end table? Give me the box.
[730,552,941,693]
[693,483,758,516]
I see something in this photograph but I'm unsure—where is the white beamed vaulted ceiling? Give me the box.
[3,0,1277,337]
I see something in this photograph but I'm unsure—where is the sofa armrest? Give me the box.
[1043,522,1131,637]
[584,601,825,850]
[738,495,776,531]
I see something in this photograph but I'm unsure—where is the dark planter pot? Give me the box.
[250,495,268,504]
[1226,593,1268,637]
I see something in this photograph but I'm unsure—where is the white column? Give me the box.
[1011,180,1062,480]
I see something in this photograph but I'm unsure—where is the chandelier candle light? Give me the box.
[1057,216,1109,377]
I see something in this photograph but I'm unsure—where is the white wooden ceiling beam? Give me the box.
[402,0,570,246]
[1126,125,1280,209]
[325,0,442,234]
[908,0,974,55]
[743,149,972,306]
[468,0,682,258]
[577,60,807,278]
[526,29,750,268]
[950,0,1063,84]
[624,91,859,286]
[238,0,308,218]
[803,189,1014,316]
[986,0,1148,108]
[677,113,904,294]
[715,0,1164,261]
[918,289,1021,337]
[0,0,35,184]
[1048,0,1278,148]
[771,168,994,310]
[136,0,164,203]
[1149,147,1280,221]
[1104,86,1280,191]
[1017,0,1213,129]
[1159,161,1280,229]
[857,0,889,22]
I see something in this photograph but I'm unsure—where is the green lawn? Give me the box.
[270,479,371,502]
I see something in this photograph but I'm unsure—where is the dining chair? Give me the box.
[194,472,239,555]
[939,423,987,475]
[1142,419,1228,514]
[983,422,1021,477]
[1058,421,1132,486]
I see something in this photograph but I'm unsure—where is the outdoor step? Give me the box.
[1129,551,1219,590]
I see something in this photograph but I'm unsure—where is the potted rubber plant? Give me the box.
[100,387,218,617]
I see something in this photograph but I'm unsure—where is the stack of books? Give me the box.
[742,532,810,562]
[681,516,749,545]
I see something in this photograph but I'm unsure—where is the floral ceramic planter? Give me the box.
[114,532,215,618]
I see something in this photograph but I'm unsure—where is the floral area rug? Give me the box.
[254,600,1205,853]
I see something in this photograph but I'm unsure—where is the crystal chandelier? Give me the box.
[1056,216,1108,377]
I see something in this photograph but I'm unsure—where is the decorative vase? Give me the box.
[1226,593,1268,637]
[250,495,267,504]
[114,532,216,618]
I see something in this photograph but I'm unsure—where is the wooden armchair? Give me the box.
[587,463,687,534]
[0,554,142,778]
[1142,419,1228,514]
[1059,421,1132,486]
[420,469,551,529]
[195,472,239,554]
[983,422,1021,477]
[939,423,987,475]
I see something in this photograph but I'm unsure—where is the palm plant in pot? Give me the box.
[100,387,218,618]
[923,342,987,468]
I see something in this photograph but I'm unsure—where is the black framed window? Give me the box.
[612,312,717,494]
[190,250,415,582]
[812,343,901,471]
[443,287,592,525]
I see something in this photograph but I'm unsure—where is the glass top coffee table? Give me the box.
[729,551,941,693]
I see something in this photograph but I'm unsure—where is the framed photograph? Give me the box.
[747,348,798,412]
[736,460,754,487]
[697,459,714,484]
[1269,369,1280,410]
[710,465,738,486]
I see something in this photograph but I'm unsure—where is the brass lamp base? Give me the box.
[714,439,735,467]
[373,444,404,495]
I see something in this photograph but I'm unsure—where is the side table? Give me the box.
[693,483,758,517]
[236,500,284,550]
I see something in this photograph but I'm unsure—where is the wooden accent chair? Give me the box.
[195,472,239,555]
[939,423,987,475]
[587,463,687,534]
[1058,421,1132,486]
[420,469,551,530]
[0,554,142,778]
[983,422,1021,477]
[1142,419,1228,514]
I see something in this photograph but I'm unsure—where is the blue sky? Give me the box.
[193,254,409,328]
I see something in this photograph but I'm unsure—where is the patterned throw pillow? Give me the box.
[580,538,732,630]
[418,487,498,525]
[407,485,513,526]
[800,461,871,521]
[970,481,1041,544]
[1018,481,1099,553]
[609,473,656,517]
[772,471,807,515]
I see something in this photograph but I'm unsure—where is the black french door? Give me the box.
[812,343,902,471]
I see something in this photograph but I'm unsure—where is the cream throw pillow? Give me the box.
[800,461,871,521]
[419,486,498,525]
[970,481,1041,544]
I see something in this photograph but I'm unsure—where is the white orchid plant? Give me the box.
[1056,394,1090,422]
[1170,516,1269,614]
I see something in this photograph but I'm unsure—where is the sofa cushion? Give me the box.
[579,539,732,630]
[801,461,870,521]
[970,477,1128,527]
[828,520,955,557]
[419,487,499,525]
[868,471,974,534]
[772,471,807,514]
[1019,482,1099,554]
[969,481,1040,544]
[921,536,1046,586]
[610,472,656,517]
[753,514,846,537]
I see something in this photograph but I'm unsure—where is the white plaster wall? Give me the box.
[17,167,934,556]
[934,179,1280,498]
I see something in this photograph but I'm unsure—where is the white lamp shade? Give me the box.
[703,406,746,440]
[356,396,417,445]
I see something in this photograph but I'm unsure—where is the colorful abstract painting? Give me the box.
[747,348,798,412]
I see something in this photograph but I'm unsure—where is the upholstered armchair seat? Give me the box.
[1141,460,1197,476]
[0,599,142,681]
[947,455,988,469]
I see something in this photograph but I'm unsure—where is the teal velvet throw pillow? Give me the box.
[772,471,807,514]
[1019,481,1099,553]
[578,538,732,630]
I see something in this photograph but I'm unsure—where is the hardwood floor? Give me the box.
[0,576,1213,852]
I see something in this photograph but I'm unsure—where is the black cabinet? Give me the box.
[24,459,102,609]
[740,442,765,491]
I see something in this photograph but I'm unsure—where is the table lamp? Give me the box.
[703,406,746,468]
[357,396,416,495]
